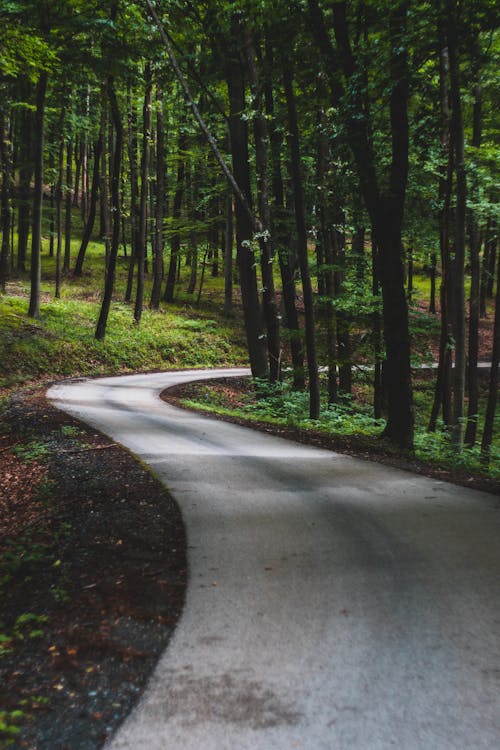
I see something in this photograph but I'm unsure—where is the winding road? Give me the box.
[48,369,500,750]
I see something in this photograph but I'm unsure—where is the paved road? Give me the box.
[48,370,500,750]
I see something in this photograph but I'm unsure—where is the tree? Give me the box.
[308,0,414,448]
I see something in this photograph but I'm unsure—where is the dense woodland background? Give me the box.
[0,0,498,462]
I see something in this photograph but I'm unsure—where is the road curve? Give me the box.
[48,369,500,750]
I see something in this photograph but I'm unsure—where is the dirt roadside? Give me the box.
[0,384,187,750]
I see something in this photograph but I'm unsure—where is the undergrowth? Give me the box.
[181,376,500,481]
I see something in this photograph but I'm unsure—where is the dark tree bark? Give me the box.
[99,107,112,270]
[308,0,413,446]
[125,84,140,303]
[95,76,123,340]
[264,49,304,389]
[74,98,104,277]
[150,84,165,309]
[225,29,267,378]
[63,137,72,273]
[223,191,233,316]
[244,30,281,382]
[134,64,152,324]
[28,71,48,319]
[187,160,201,296]
[164,128,186,303]
[429,24,453,431]
[315,113,337,403]
[371,239,384,419]
[16,82,33,273]
[55,107,65,299]
[447,0,467,449]
[283,64,320,419]
[0,108,13,293]
[481,242,500,462]
[464,82,482,446]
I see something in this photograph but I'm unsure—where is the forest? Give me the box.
[0,0,499,468]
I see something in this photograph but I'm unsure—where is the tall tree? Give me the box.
[308,0,414,448]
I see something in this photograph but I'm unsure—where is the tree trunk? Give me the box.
[309,0,413,447]
[28,71,48,319]
[244,30,281,382]
[164,128,186,303]
[464,83,482,446]
[150,85,165,309]
[55,111,65,299]
[0,108,13,293]
[95,76,123,340]
[225,33,267,378]
[134,64,152,324]
[480,242,500,462]
[429,24,453,431]
[125,84,140,303]
[264,49,304,388]
[283,65,320,419]
[223,191,233,316]
[371,239,384,419]
[74,99,104,277]
[447,0,467,450]
[63,136,72,273]
[16,82,33,273]
[187,160,201,296]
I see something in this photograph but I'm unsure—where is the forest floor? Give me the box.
[0,383,187,750]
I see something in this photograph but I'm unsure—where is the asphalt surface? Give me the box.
[48,369,500,750]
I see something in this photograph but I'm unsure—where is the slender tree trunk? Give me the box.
[164,128,186,303]
[315,114,338,402]
[17,82,33,273]
[0,108,13,293]
[223,191,233,316]
[225,36,267,377]
[150,85,165,309]
[134,64,152,324]
[264,49,304,388]
[465,83,482,446]
[55,112,65,299]
[187,160,201,296]
[74,99,104,276]
[99,107,111,270]
[73,136,83,207]
[125,84,140,303]
[63,137,72,273]
[372,239,384,419]
[429,21,453,431]
[28,72,48,319]
[245,30,281,382]
[480,244,500,462]
[95,76,123,340]
[447,0,467,450]
[283,65,320,419]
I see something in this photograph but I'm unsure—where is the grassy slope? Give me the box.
[0,238,247,392]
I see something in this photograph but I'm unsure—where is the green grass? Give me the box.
[180,374,500,481]
[0,231,247,390]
